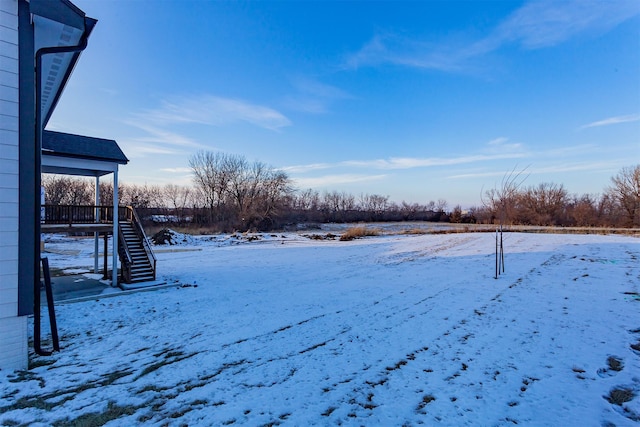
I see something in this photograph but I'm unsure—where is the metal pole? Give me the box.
[500,227,505,273]
[495,229,499,279]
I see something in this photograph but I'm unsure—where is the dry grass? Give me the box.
[339,227,381,241]
[397,228,429,235]
[607,356,624,372]
[606,387,635,405]
[52,401,138,427]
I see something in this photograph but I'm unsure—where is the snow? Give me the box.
[1,230,639,426]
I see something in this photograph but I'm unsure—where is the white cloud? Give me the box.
[120,94,291,159]
[120,143,180,159]
[141,95,291,131]
[293,174,388,189]
[492,0,640,50]
[343,153,527,170]
[279,163,334,174]
[345,33,465,72]
[160,167,192,174]
[488,137,509,146]
[580,113,640,129]
[447,160,620,179]
[283,151,528,176]
[345,0,640,71]
[529,161,623,174]
[124,122,203,148]
[485,137,524,154]
[284,77,353,114]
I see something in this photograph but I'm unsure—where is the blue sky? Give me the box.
[50,0,640,207]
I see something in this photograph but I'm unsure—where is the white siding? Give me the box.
[0,316,28,370]
[0,0,26,372]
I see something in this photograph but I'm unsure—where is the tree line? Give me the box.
[42,153,640,231]
[475,165,639,228]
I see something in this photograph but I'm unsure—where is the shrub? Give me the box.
[339,226,380,241]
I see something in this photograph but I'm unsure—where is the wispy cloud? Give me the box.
[141,95,292,131]
[279,163,335,174]
[343,152,527,170]
[580,113,640,129]
[284,77,353,114]
[284,151,527,175]
[345,33,468,72]
[293,174,388,189]
[121,94,291,159]
[486,137,524,154]
[492,0,640,50]
[120,143,180,159]
[160,167,192,174]
[345,0,640,71]
[447,160,620,179]
[124,122,203,148]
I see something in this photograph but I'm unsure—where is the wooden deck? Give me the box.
[41,223,114,234]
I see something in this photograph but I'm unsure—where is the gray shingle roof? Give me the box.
[43,130,128,164]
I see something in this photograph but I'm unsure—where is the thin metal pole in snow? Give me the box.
[500,226,505,273]
[495,229,499,279]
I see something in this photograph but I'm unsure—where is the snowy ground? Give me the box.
[1,229,639,426]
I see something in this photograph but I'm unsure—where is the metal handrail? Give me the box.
[118,226,133,283]
[128,206,157,280]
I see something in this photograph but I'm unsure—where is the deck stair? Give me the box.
[118,208,157,284]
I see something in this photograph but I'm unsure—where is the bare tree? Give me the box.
[189,151,292,230]
[189,151,236,224]
[516,182,568,225]
[481,166,529,226]
[163,184,192,222]
[359,194,388,218]
[119,183,163,209]
[450,205,463,223]
[293,189,320,211]
[481,166,528,279]
[424,200,436,212]
[42,174,93,206]
[338,192,356,212]
[400,201,420,220]
[608,165,640,227]
[252,170,293,228]
[567,194,599,227]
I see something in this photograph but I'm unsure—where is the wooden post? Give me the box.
[112,169,119,287]
[94,176,100,273]
[103,232,108,279]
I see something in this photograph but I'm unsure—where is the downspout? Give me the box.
[33,32,91,357]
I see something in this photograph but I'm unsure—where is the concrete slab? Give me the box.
[42,274,170,304]
[46,274,111,302]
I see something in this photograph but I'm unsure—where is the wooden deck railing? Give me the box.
[42,205,128,225]
[42,205,157,283]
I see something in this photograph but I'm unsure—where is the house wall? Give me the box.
[0,0,28,372]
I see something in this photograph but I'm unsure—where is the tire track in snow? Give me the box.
[133,234,496,423]
[327,241,640,426]
[323,250,570,425]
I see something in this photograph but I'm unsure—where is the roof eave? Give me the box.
[40,16,98,127]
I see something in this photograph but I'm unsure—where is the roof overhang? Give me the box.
[42,155,119,177]
[31,0,97,128]
[42,131,128,177]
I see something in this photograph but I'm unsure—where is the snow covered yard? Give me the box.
[1,231,639,426]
